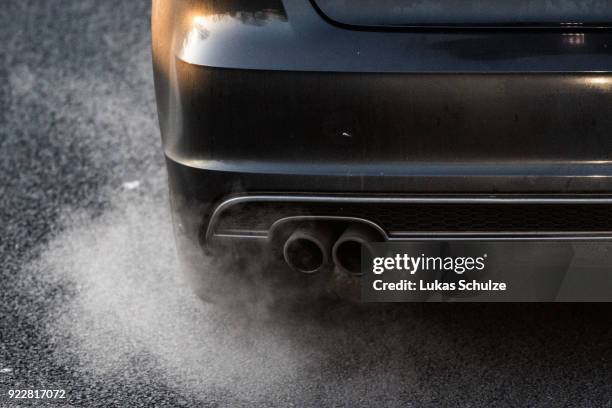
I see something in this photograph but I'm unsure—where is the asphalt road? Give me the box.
[1,1,611,407]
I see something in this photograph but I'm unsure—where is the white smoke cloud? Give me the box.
[35,185,309,403]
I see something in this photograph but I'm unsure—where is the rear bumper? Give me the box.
[165,63,612,170]
[162,65,612,249]
[166,157,612,248]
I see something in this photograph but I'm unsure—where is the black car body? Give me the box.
[152,0,612,282]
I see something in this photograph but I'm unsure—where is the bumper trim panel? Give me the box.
[207,194,612,242]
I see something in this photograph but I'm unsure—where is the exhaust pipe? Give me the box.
[333,224,382,276]
[283,225,334,274]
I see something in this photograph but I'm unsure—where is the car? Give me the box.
[152,0,612,300]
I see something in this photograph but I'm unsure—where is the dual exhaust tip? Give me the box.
[283,223,381,276]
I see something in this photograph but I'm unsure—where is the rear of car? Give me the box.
[152,0,612,292]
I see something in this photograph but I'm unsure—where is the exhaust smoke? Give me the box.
[22,185,612,406]
[35,185,311,404]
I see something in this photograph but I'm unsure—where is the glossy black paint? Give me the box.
[170,65,612,166]
[152,0,612,247]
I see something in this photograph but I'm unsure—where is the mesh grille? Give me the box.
[214,201,612,234]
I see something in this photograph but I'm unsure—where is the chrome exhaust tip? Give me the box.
[283,225,334,274]
[333,224,383,276]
